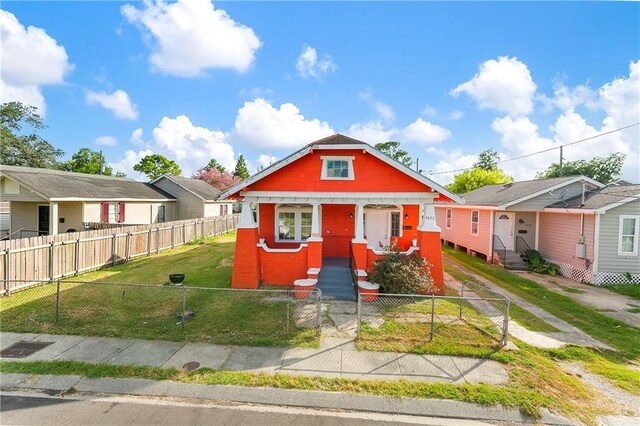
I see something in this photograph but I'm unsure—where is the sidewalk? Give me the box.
[0,331,508,385]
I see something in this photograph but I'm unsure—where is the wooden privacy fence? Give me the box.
[0,214,240,295]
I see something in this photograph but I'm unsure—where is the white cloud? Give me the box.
[449,110,465,121]
[425,147,477,185]
[295,45,337,80]
[257,154,277,169]
[346,121,397,145]
[122,0,261,77]
[451,56,536,116]
[86,89,139,120]
[359,87,395,122]
[130,128,144,145]
[95,136,118,146]
[233,98,334,150]
[112,115,236,178]
[109,149,153,181]
[421,105,438,117]
[0,10,73,115]
[402,118,451,146]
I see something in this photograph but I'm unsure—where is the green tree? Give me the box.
[62,148,114,175]
[473,148,500,171]
[204,158,226,173]
[233,154,250,179]
[0,101,64,168]
[535,153,626,184]
[133,154,182,180]
[446,167,513,194]
[375,141,413,167]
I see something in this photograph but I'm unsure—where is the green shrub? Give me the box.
[521,249,560,275]
[367,248,435,294]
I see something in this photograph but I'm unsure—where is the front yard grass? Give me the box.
[0,232,318,348]
[443,245,640,395]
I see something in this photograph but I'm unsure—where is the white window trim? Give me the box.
[108,202,119,224]
[275,205,314,242]
[320,156,355,181]
[446,208,452,229]
[618,215,640,256]
[470,210,480,236]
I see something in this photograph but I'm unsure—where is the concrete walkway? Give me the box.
[0,331,508,385]
[444,257,613,350]
[513,271,640,329]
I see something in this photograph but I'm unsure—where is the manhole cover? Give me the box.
[1,341,53,358]
[182,361,200,371]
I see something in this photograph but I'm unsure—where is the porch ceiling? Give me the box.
[240,190,438,205]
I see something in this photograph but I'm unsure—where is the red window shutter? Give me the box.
[118,202,125,223]
[101,202,109,223]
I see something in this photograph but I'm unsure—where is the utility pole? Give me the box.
[415,157,419,173]
[559,145,564,177]
[99,150,104,175]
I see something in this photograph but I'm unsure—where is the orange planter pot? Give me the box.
[357,281,380,302]
[294,279,317,299]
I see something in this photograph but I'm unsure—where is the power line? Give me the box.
[425,122,640,176]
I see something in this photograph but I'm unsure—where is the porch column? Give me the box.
[232,199,260,289]
[351,202,368,275]
[307,202,323,271]
[417,202,444,294]
[49,202,59,236]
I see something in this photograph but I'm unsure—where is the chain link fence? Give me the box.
[357,281,509,352]
[0,280,322,347]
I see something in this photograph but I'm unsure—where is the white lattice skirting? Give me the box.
[544,258,593,284]
[594,272,640,286]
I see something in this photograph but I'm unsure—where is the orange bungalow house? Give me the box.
[218,135,462,298]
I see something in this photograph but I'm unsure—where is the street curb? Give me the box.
[1,373,574,425]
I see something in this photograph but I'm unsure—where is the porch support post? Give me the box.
[231,199,260,289]
[417,202,444,294]
[351,202,368,276]
[307,202,323,271]
[49,202,59,236]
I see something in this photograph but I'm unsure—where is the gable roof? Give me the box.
[546,183,640,212]
[0,165,175,201]
[152,175,222,201]
[218,134,463,203]
[459,175,604,208]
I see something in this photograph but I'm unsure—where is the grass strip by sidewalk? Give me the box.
[605,284,640,301]
[0,358,609,423]
[442,246,640,394]
[444,263,559,333]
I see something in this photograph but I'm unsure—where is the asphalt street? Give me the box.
[0,393,493,426]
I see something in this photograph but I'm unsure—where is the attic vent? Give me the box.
[502,183,513,188]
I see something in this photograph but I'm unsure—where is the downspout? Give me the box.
[592,213,600,283]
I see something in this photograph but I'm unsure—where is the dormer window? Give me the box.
[321,156,355,180]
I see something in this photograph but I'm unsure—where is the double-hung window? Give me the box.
[618,215,640,256]
[320,156,355,180]
[446,208,452,229]
[277,205,314,242]
[471,210,479,235]
[390,212,401,237]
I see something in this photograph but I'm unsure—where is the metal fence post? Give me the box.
[55,280,61,323]
[125,232,131,262]
[156,227,160,254]
[49,241,55,281]
[181,285,187,330]
[356,292,361,336]
[316,289,322,336]
[459,281,464,319]
[201,221,205,238]
[112,233,117,267]
[430,295,435,341]
[194,221,198,240]
[502,300,510,346]
[286,290,290,334]
[147,229,152,256]
[5,249,11,296]
[75,238,81,275]
[182,223,186,244]
[171,225,175,249]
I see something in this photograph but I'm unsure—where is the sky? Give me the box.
[1,1,639,184]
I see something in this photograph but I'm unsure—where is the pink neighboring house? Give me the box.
[433,176,640,285]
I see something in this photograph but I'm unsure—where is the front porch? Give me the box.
[231,193,445,296]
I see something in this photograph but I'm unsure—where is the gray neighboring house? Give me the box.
[0,165,176,236]
[542,182,640,285]
[150,175,234,220]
